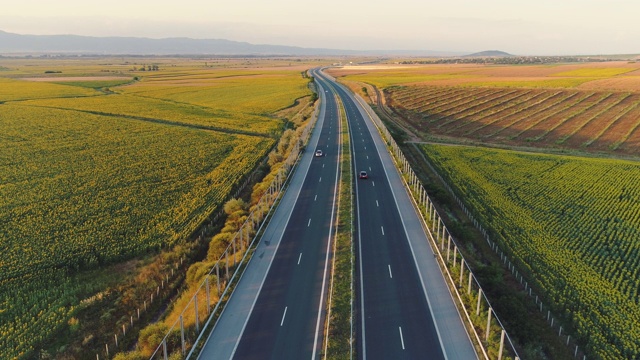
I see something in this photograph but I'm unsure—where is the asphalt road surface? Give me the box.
[198,68,476,360]
[316,70,477,360]
[198,70,341,360]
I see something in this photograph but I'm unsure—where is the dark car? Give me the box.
[359,171,368,179]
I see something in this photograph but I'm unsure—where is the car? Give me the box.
[359,171,368,179]
[315,149,323,157]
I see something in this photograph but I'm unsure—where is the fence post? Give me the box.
[498,329,505,360]
[195,294,200,333]
[206,276,211,315]
[446,236,451,263]
[459,260,465,286]
[225,250,230,279]
[180,314,186,355]
[453,246,458,266]
[468,272,473,294]
[486,309,492,341]
[233,236,237,265]
[476,289,483,316]
[163,339,168,360]
[216,263,221,295]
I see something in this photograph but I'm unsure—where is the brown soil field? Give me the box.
[388,86,640,156]
[330,61,640,90]
[328,64,479,79]
[577,77,640,91]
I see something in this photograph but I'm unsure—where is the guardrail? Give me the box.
[145,87,322,360]
[350,90,521,360]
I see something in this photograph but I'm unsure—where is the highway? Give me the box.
[198,70,341,359]
[315,70,477,359]
[198,68,476,360]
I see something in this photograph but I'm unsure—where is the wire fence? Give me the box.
[351,91,523,360]
[353,86,589,359]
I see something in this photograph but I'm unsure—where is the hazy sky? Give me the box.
[1,0,638,55]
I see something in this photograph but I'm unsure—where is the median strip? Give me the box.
[323,92,355,359]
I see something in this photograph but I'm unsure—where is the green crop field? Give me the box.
[420,144,640,358]
[0,58,312,359]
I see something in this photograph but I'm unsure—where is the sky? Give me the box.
[1,0,638,55]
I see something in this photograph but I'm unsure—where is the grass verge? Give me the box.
[324,95,354,359]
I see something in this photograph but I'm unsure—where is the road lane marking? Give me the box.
[308,218,311,227]
[367,156,369,159]
[314,194,317,201]
[298,253,302,265]
[376,200,379,207]
[399,327,405,350]
[381,226,385,235]
[281,307,288,326]
[319,177,322,182]
[369,166,371,171]
[388,265,393,278]
[323,164,325,168]
[372,181,375,187]
[364,146,367,150]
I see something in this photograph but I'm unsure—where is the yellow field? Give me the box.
[551,67,636,77]
[0,57,314,359]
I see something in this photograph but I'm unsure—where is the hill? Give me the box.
[465,50,514,57]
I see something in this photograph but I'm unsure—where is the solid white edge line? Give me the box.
[224,72,329,360]
[311,83,343,360]
[281,307,288,326]
[348,93,368,360]
[330,82,374,359]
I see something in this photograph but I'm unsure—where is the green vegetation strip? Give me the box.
[324,95,354,359]
[419,144,640,359]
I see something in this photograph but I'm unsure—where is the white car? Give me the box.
[315,149,323,157]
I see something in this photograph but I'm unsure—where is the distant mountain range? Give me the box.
[0,30,467,57]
